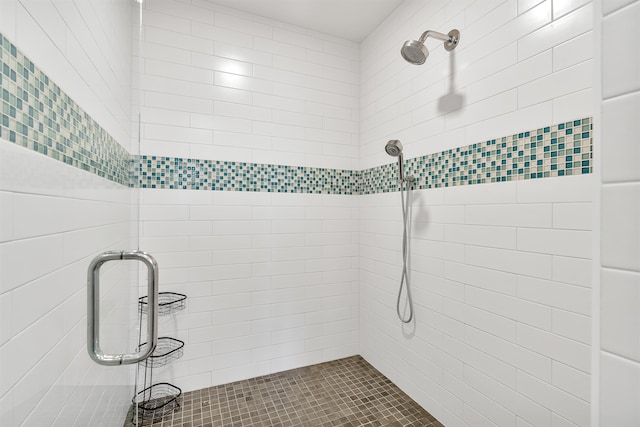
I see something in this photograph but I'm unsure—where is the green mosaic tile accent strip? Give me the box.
[0,33,130,185]
[360,117,593,194]
[133,118,592,194]
[1,33,591,194]
[133,156,359,194]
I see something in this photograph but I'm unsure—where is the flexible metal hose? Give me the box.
[396,178,414,323]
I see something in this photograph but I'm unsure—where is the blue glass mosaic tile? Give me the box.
[358,118,593,194]
[0,32,130,185]
[132,116,592,194]
[132,156,359,194]
[1,32,592,195]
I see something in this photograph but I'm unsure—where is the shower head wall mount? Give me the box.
[401,29,460,65]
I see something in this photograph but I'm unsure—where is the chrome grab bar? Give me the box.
[87,250,159,366]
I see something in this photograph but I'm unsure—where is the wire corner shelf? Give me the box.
[139,292,186,316]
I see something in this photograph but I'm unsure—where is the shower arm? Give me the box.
[417,30,453,43]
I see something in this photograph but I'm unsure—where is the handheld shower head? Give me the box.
[401,29,460,65]
[385,140,403,157]
[385,140,407,183]
[386,139,415,323]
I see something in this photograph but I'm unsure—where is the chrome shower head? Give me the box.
[385,140,406,182]
[401,29,460,65]
[401,40,428,65]
[385,140,403,157]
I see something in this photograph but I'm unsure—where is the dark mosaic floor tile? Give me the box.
[125,355,443,427]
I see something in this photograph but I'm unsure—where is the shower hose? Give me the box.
[397,177,414,323]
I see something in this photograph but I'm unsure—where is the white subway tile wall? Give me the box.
[4,0,134,151]
[359,1,593,427]
[360,0,593,170]
[140,0,360,171]
[600,353,640,425]
[360,175,593,427]
[0,141,136,427]
[1,0,601,426]
[600,1,640,426]
[136,0,362,394]
[139,190,360,391]
[0,1,137,426]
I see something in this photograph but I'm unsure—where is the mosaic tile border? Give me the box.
[132,156,359,194]
[1,32,592,194]
[133,118,592,194]
[0,33,130,185]
[360,117,593,194]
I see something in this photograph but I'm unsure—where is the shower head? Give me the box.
[385,140,403,157]
[385,140,407,183]
[401,29,460,65]
[401,40,429,65]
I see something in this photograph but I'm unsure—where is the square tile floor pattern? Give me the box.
[127,356,444,427]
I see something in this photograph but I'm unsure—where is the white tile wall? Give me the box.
[134,0,362,393]
[360,0,593,170]
[0,0,135,151]
[139,190,360,392]
[602,1,640,99]
[601,183,640,270]
[601,268,640,361]
[599,1,640,426]
[601,91,640,183]
[600,353,640,426]
[0,1,137,426]
[140,0,360,170]
[360,176,593,427]
[0,141,136,427]
[359,1,594,426]
[1,0,600,425]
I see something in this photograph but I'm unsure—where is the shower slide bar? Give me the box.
[87,251,159,366]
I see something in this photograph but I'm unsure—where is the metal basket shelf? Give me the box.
[139,337,184,368]
[139,292,186,316]
[133,382,182,418]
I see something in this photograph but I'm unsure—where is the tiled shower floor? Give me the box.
[128,355,444,427]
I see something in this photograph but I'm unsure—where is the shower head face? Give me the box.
[401,40,428,65]
[385,140,403,157]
